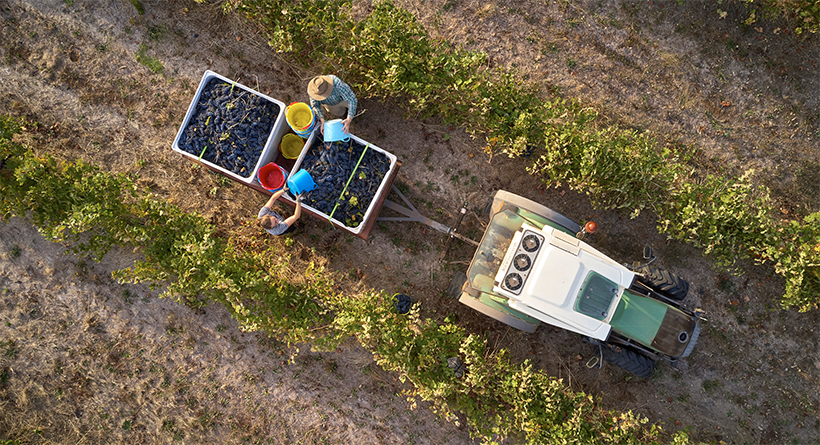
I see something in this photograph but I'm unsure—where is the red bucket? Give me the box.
[257,163,288,192]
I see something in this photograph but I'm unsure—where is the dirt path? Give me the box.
[0,1,819,444]
[0,216,474,444]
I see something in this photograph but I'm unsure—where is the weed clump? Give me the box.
[129,0,144,15]
[135,44,163,74]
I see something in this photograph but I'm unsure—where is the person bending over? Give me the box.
[258,187,302,236]
[307,75,358,135]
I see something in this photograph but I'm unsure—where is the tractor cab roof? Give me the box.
[467,206,636,339]
[496,223,635,338]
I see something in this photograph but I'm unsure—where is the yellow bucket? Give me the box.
[285,102,316,137]
[280,133,305,160]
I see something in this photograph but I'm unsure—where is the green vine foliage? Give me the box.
[0,115,21,142]
[742,0,820,34]
[331,289,667,444]
[233,0,820,311]
[0,137,139,259]
[750,212,820,311]
[0,117,687,444]
[528,123,693,213]
[658,171,775,270]
[658,171,820,310]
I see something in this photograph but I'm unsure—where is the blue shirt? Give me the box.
[309,75,358,120]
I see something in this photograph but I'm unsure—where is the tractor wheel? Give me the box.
[448,272,468,299]
[482,196,494,217]
[600,344,655,378]
[632,262,689,301]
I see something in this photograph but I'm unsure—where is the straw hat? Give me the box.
[307,75,334,100]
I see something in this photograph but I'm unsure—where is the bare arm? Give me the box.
[265,187,288,208]
[283,194,303,227]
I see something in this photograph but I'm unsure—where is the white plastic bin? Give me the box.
[171,70,287,186]
[289,131,398,235]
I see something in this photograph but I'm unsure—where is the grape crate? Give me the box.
[295,137,391,228]
[176,78,280,177]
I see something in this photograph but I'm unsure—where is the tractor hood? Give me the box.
[492,223,635,340]
[610,290,700,358]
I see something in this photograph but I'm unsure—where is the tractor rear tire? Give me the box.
[632,262,689,301]
[482,196,494,217]
[448,272,468,299]
[600,344,655,378]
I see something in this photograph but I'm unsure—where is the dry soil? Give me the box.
[0,0,819,444]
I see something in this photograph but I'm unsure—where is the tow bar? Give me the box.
[377,185,479,262]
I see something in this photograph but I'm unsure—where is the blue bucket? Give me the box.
[287,169,317,195]
[323,119,349,143]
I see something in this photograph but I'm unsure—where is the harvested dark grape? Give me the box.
[177,78,280,177]
[292,137,390,228]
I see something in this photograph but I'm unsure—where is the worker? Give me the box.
[307,75,358,135]
[258,187,303,235]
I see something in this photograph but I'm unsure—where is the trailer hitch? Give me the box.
[439,203,473,262]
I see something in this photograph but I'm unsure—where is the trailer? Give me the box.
[172,71,474,244]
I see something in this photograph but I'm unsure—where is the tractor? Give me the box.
[449,190,704,377]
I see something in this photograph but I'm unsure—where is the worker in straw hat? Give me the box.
[307,75,358,135]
